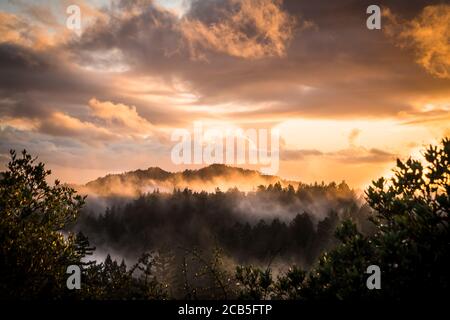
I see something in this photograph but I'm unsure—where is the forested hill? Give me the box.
[74,164,374,269]
[77,164,300,197]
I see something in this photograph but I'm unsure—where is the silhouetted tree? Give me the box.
[233,138,449,300]
[0,150,86,299]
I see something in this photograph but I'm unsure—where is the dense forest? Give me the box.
[0,138,448,300]
[76,182,374,267]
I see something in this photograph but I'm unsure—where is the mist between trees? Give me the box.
[71,183,375,299]
[0,138,448,300]
[74,182,375,269]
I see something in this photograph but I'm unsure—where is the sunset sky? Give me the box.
[0,0,449,188]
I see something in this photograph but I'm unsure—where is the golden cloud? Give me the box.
[38,112,117,145]
[0,12,33,47]
[0,11,61,49]
[88,98,154,136]
[181,0,297,59]
[0,98,157,146]
[385,4,450,79]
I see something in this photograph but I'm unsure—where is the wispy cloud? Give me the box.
[88,98,155,136]
[38,111,117,146]
[384,4,450,79]
[281,147,396,164]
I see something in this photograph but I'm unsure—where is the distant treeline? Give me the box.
[76,182,375,267]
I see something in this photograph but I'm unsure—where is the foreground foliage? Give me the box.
[0,138,448,299]
[236,138,449,300]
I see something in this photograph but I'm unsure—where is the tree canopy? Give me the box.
[0,138,448,300]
